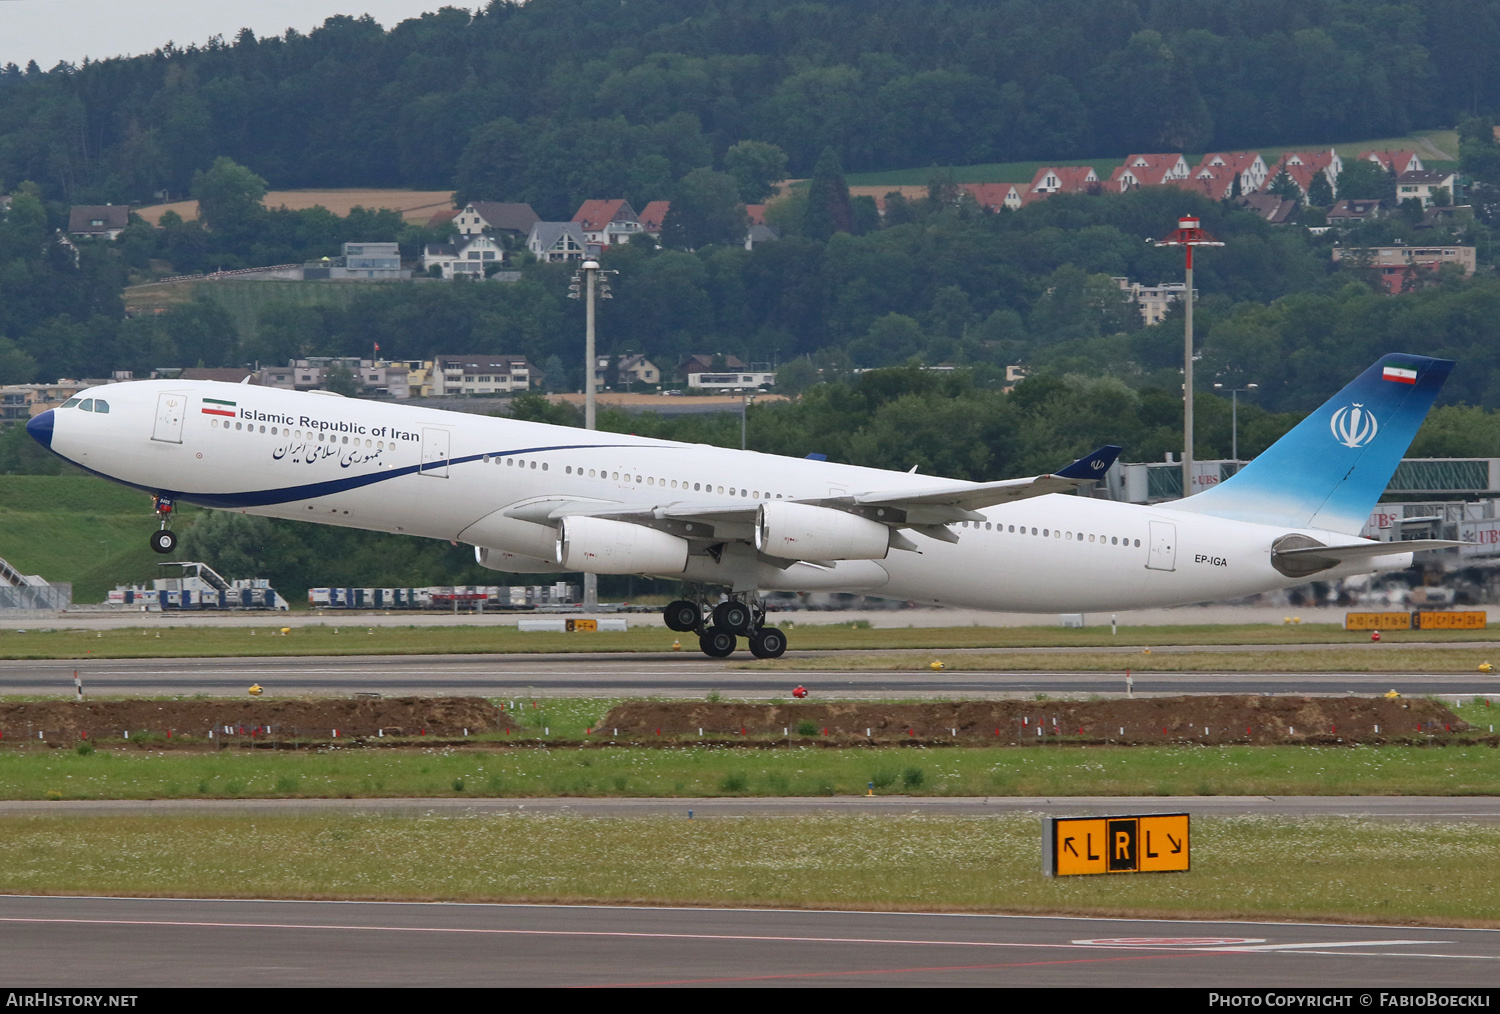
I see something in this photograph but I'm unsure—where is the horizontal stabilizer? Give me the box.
[1273,539,1466,561]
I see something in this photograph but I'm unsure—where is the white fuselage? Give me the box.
[46,380,1406,611]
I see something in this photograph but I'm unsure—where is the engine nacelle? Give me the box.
[755,501,891,561]
[474,546,569,574]
[556,516,689,575]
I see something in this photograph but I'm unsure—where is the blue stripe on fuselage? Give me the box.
[72,443,640,508]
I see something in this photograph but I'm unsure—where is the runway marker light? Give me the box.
[792,685,808,699]
[248,684,263,697]
[1480,662,1493,673]
[671,640,682,651]
[687,810,693,819]
[1371,630,1381,642]
[868,782,874,796]
[280,628,289,635]
[930,661,944,671]
[1385,689,1402,698]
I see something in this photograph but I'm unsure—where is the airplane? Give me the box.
[25,353,1461,658]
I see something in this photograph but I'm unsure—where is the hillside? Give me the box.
[0,477,200,603]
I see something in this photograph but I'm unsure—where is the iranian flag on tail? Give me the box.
[201,397,236,417]
[1382,365,1418,385]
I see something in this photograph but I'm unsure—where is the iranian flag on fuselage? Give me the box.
[1382,364,1418,384]
[201,397,236,417]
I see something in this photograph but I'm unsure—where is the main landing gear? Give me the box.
[663,592,787,659]
[149,496,177,554]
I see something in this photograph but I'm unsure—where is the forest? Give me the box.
[3,0,1499,211]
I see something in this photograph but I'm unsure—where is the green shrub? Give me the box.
[902,766,925,789]
[75,741,94,756]
[796,719,819,736]
[719,772,748,792]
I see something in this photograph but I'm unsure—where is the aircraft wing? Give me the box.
[846,445,1122,520]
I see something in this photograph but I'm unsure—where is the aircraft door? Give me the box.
[420,427,450,477]
[151,393,186,443]
[1146,520,1177,572]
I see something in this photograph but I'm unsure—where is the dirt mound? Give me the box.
[0,697,500,744]
[602,696,1472,745]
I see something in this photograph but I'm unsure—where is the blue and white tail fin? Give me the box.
[1167,354,1453,535]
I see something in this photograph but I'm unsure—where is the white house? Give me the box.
[422,233,505,279]
[527,222,589,263]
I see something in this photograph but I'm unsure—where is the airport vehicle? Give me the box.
[26,354,1459,657]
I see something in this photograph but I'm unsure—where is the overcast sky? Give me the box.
[0,1,470,69]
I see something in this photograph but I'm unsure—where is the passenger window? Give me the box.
[1134,539,1141,547]
[589,469,596,477]
[531,461,537,469]
[1031,527,1037,535]
[94,400,109,414]
[1008,525,1015,533]
[1042,529,1049,537]
[1111,537,1118,545]
[694,483,701,491]
[79,399,94,412]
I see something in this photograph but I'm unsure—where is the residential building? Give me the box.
[526,222,589,263]
[1326,198,1383,225]
[1331,244,1477,294]
[572,199,642,247]
[1396,169,1458,208]
[67,204,129,240]
[688,370,777,391]
[638,201,671,238]
[452,202,540,237]
[1022,166,1100,203]
[0,381,90,422]
[678,354,747,377]
[593,354,661,388]
[1362,150,1424,175]
[257,359,410,398]
[1235,192,1298,224]
[1166,172,1234,201]
[179,368,257,384]
[1109,153,1191,191]
[1113,277,1196,326]
[960,183,1025,211]
[431,355,542,395]
[745,223,779,250]
[1262,150,1342,200]
[422,233,504,279]
[1192,152,1268,194]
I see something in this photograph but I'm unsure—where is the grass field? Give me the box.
[5,732,1498,800]
[2,811,1495,924]
[9,620,1500,661]
[0,476,198,604]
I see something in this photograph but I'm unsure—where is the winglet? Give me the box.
[1054,445,1122,481]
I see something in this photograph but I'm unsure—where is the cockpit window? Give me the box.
[93,400,109,414]
[61,398,81,409]
[78,399,94,412]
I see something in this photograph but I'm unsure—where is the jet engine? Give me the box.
[755,501,891,562]
[474,546,570,574]
[556,516,690,574]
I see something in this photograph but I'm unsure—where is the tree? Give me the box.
[723,141,788,203]
[1306,171,1334,208]
[803,147,853,241]
[660,168,746,250]
[1336,159,1397,203]
[774,356,818,395]
[1267,166,1302,202]
[191,157,267,233]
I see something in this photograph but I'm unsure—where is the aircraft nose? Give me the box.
[25,409,54,450]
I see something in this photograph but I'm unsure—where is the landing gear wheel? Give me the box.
[149,529,177,554]
[699,627,737,658]
[664,599,701,632]
[714,600,754,635]
[749,627,787,659]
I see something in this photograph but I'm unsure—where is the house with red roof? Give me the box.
[638,200,671,237]
[1361,150,1424,175]
[960,183,1025,211]
[1191,152,1268,194]
[1165,173,1234,201]
[1023,167,1100,204]
[1109,154,1191,191]
[572,199,643,247]
[1262,150,1342,201]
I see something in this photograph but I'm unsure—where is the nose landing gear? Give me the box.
[662,591,787,659]
[150,496,177,554]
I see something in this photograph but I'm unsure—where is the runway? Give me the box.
[7,795,1500,821]
[3,895,1498,987]
[3,652,1498,698]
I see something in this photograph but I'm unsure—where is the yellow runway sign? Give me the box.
[1045,814,1189,876]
